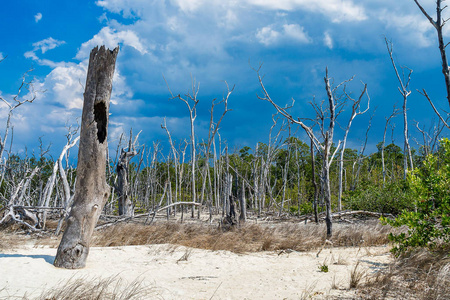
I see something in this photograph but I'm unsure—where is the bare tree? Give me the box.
[199,83,233,213]
[385,38,414,178]
[310,138,319,223]
[352,110,375,190]
[116,129,140,217]
[54,46,119,269]
[413,0,450,132]
[165,76,199,218]
[381,106,400,186]
[256,66,343,238]
[414,0,450,105]
[0,68,38,164]
[337,83,370,210]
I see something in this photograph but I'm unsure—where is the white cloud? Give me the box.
[0,52,4,61]
[246,0,366,22]
[34,62,88,110]
[324,31,333,49]
[76,27,147,60]
[171,0,206,12]
[283,24,311,43]
[34,13,42,23]
[256,23,311,46]
[24,51,38,60]
[33,37,65,54]
[256,26,280,46]
[24,37,66,67]
[379,11,433,47]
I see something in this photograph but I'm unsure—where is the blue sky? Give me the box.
[0,0,448,159]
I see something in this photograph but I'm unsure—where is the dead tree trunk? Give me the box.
[54,46,118,269]
[239,176,247,223]
[385,38,414,179]
[337,84,369,210]
[310,139,319,224]
[257,66,345,238]
[116,129,139,217]
[382,106,400,186]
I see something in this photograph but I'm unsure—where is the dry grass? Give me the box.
[359,245,450,299]
[349,261,366,289]
[26,276,159,300]
[0,229,28,251]
[89,220,393,253]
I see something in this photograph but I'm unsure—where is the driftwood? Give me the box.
[297,210,394,223]
[95,202,202,230]
[0,205,41,231]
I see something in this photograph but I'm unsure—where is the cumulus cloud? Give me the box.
[283,24,311,43]
[256,26,281,46]
[256,23,311,46]
[379,11,433,47]
[34,13,42,23]
[33,62,87,110]
[76,27,147,60]
[324,31,333,49]
[247,0,366,22]
[33,37,65,54]
[24,37,66,67]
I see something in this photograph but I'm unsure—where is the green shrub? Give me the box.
[382,138,450,255]
[344,182,414,215]
[289,202,313,215]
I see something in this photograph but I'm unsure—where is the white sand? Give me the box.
[0,243,391,299]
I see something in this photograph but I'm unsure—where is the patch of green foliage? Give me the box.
[344,182,414,215]
[382,138,450,255]
[289,202,313,215]
[318,262,329,273]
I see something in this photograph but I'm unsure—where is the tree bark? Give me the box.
[54,46,118,269]
[116,130,138,217]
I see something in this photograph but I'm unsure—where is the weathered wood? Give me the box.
[116,130,139,217]
[54,46,118,269]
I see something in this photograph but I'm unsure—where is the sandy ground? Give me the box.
[0,242,392,299]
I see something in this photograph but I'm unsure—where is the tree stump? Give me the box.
[54,46,119,269]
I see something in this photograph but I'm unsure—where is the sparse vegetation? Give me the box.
[88,220,393,253]
[34,276,159,300]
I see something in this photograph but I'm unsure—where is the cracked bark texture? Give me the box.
[54,46,119,269]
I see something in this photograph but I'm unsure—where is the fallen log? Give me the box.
[95,202,202,230]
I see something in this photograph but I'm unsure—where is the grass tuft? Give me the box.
[33,276,158,300]
[359,245,450,299]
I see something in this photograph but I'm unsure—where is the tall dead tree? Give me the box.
[116,129,140,217]
[165,77,199,217]
[0,67,37,165]
[413,1,450,129]
[54,46,118,269]
[385,38,414,178]
[257,67,344,238]
[382,106,400,186]
[337,83,369,210]
[199,83,232,212]
[310,138,319,223]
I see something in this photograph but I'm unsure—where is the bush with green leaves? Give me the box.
[383,138,450,255]
[344,182,414,215]
[289,201,313,215]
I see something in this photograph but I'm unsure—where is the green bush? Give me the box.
[289,202,313,215]
[382,138,450,255]
[344,182,414,215]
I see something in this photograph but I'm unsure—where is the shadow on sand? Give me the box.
[0,253,55,265]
